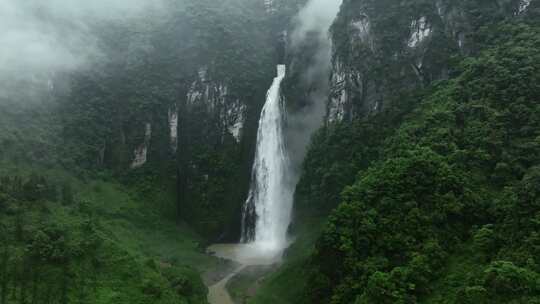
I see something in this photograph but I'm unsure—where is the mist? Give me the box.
[286,0,342,172]
[291,0,342,49]
[0,0,169,100]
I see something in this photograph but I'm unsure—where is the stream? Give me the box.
[208,265,246,304]
[206,244,282,304]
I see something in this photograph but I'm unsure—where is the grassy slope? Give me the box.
[78,180,216,270]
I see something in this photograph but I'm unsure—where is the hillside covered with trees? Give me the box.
[254,11,540,304]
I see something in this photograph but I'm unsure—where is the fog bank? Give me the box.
[291,0,342,48]
[0,0,169,97]
[286,0,342,169]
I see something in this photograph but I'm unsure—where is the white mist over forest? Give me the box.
[0,0,168,94]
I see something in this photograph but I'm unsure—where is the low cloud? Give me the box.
[0,0,168,94]
[286,0,342,170]
[291,0,342,48]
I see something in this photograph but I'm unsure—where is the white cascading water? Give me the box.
[241,64,292,253]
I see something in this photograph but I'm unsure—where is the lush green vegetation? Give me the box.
[0,1,307,302]
[286,21,540,304]
[250,12,540,302]
[0,165,213,304]
[2,1,540,303]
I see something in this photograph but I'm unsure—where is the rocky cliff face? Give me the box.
[50,0,302,240]
[327,0,530,122]
[185,67,246,143]
[174,65,263,240]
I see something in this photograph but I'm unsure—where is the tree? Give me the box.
[0,242,8,304]
[61,183,74,206]
[473,225,497,261]
[483,261,538,296]
[357,269,413,304]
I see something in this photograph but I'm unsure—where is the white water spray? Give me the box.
[241,65,293,253]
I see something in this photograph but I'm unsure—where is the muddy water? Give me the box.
[208,265,246,304]
[206,244,282,304]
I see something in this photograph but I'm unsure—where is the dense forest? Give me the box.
[1,0,539,303]
[302,22,540,304]
[252,1,540,304]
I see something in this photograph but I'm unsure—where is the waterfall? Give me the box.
[241,65,292,252]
